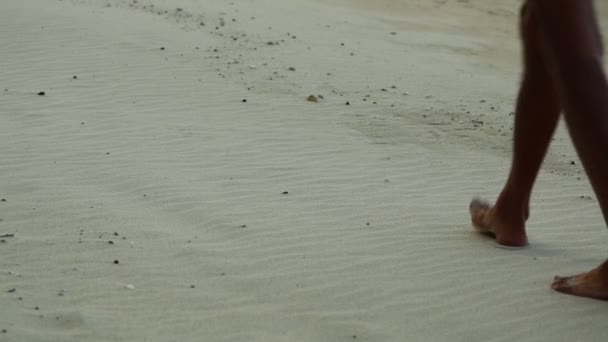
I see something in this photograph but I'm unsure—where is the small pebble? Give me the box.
[345,101,350,105]
[240,225,247,228]
[8,288,16,293]
[1,199,5,202]
[307,95,318,102]
[282,191,289,195]
[37,91,45,96]
[160,47,165,50]
[126,284,135,290]
[570,161,576,165]
[108,240,114,244]
[73,76,77,79]
[114,260,120,264]
[288,67,296,71]
[35,306,39,310]
[242,99,247,103]
[1,329,6,333]
[190,285,196,288]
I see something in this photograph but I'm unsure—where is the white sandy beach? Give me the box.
[2,0,608,341]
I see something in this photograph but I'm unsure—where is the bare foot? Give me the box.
[469,198,528,247]
[551,261,608,300]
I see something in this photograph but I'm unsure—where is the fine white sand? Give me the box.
[2,0,608,341]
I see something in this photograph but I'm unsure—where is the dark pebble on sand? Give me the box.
[73,76,77,79]
[242,99,247,103]
[288,67,296,71]
[114,260,120,264]
[570,161,576,165]
[108,241,114,244]
[160,47,165,50]
[113,232,119,236]
[1,199,5,202]
[190,285,196,288]
[345,101,350,105]
[37,91,45,96]
[8,288,16,293]
[35,306,39,310]
[1,329,6,333]
[282,191,289,195]
[240,225,247,228]
[307,95,318,102]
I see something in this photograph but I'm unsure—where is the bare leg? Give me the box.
[470,2,561,247]
[533,0,608,300]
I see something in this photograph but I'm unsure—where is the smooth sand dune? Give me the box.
[1,0,608,341]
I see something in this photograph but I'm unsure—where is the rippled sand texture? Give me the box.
[2,0,608,341]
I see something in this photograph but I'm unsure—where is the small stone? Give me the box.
[570,161,576,165]
[108,240,114,244]
[1,329,6,333]
[35,306,39,310]
[37,91,45,96]
[160,47,165,50]
[1,199,5,202]
[113,232,119,236]
[366,223,370,226]
[73,76,77,79]
[240,225,247,228]
[267,41,274,45]
[282,191,289,195]
[307,95,318,102]
[288,67,296,71]
[126,284,135,290]
[345,101,350,105]
[242,99,247,103]
[114,260,120,264]
[190,285,196,288]
[7,288,16,293]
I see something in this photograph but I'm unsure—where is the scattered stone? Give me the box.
[317,95,324,99]
[73,75,77,79]
[35,306,39,310]
[190,285,196,288]
[570,161,576,165]
[307,95,318,102]
[288,67,296,71]
[113,232,119,236]
[345,101,350,105]
[160,47,165,50]
[242,99,247,103]
[390,31,397,35]
[58,289,66,296]
[114,260,120,264]
[108,240,114,244]
[240,225,247,228]
[366,223,370,226]
[267,41,275,45]
[37,91,45,96]
[7,288,16,293]
[1,329,6,333]
[282,191,289,195]
[1,199,5,202]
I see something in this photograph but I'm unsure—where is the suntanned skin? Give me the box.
[470,0,608,300]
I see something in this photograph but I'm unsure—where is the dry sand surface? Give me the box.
[2,0,608,341]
